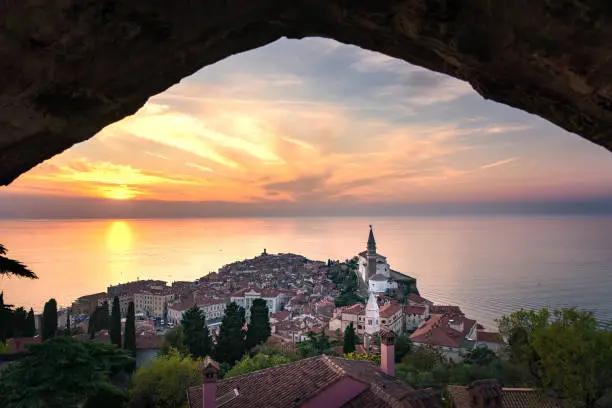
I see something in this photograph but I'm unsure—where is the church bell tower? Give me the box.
[366,225,377,281]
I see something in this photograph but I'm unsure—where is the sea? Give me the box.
[1,216,611,331]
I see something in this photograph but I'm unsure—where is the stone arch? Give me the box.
[1,0,612,185]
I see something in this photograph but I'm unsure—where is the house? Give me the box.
[230,288,282,320]
[474,331,505,353]
[403,306,428,331]
[409,314,477,362]
[406,293,433,307]
[71,292,107,315]
[379,303,403,334]
[187,330,443,408]
[430,305,464,316]
[447,380,562,408]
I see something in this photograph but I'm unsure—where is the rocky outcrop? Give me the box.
[1,0,612,185]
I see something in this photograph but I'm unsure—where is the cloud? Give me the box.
[480,157,519,170]
[186,163,214,173]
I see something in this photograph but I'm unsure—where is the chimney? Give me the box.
[200,358,220,408]
[468,379,503,408]
[380,329,396,376]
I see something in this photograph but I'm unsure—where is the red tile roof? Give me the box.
[379,303,403,318]
[403,306,427,315]
[187,355,414,408]
[477,331,504,344]
[407,293,430,304]
[429,305,464,316]
[447,383,562,408]
[410,315,476,348]
[271,310,290,320]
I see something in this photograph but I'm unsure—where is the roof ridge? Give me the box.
[321,354,348,376]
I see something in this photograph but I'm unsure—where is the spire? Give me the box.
[367,225,376,253]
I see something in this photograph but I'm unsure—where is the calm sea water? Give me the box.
[1,216,611,330]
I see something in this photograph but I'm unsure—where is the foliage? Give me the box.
[95,301,110,331]
[246,298,271,351]
[463,347,498,366]
[343,352,381,364]
[225,352,291,378]
[181,306,212,359]
[128,349,201,408]
[215,302,246,365]
[394,334,412,363]
[0,341,9,353]
[42,298,58,341]
[533,309,612,407]
[0,292,12,342]
[84,382,128,408]
[124,301,136,373]
[0,243,37,279]
[159,325,188,356]
[110,296,122,347]
[343,322,356,354]
[298,330,333,358]
[65,309,71,335]
[328,259,364,307]
[0,337,131,408]
[25,308,36,337]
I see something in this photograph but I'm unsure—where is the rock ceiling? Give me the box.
[1,0,612,185]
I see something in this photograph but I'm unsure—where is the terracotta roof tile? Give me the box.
[380,303,403,318]
[187,355,413,408]
[410,315,476,348]
[447,384,562,408]
[430,305,463,316]
[477,331,504,344]
[403,306,427,315]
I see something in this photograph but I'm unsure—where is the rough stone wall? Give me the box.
[1,0,612,185]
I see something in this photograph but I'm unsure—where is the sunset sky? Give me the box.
[2,37,612,217]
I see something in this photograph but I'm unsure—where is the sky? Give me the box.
[1,37,612,218]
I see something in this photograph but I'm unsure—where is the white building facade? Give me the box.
[230,288,282,320]
[357,226,399,294]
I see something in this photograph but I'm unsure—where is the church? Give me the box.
[357,226,419,297]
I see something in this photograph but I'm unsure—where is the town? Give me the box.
[7,226,503,368]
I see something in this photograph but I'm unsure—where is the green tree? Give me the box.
[25,308,36,337]
[246,298,271,351]
[0,292,13,342]
[343,322,356,354]
[128,349,201,408]
[0,337,131,408]
[124,301,136,357]
[215,302,246,365]
[225,353,291,378]
[65,309,71,335]
[42,298,58,341]
[10,306,27,337]
[181,305,212,358]
[88,310,96,339]
[464,347,498,366]
[532,309,612,408]
[298,330,332,358]
[0,243,37,279]
[394,334,412,363]
[96,301,110,331]
[110,296,122,347]
[84,382,128,408]
[159,325,188,356]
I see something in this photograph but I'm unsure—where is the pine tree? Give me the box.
[110,296,121,347]
[163,300,168,324]
[124,301,136,371]
[96,301,110,330]
[343,322,356,354]
[246,298,271,351]
[25,308,36,337]
[181,306,212,358]
[215,302,246,365]
[41,298,58,341]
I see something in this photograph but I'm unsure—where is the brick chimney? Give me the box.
[468,379,503,408]
[200,358,220,408]
[380,329,396,376]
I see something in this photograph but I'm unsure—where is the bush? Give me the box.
[225,353,291,378]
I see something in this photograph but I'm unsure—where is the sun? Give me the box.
[102,184,138,200]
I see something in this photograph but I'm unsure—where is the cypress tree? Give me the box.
[41,298,58,341]
[343,322,356,354]
[181,306,212,358]
[88,310,96,339]
[25,308,36,337]
[124,301,136,367]
[11,307,28,337]
[246,298,271,351]
[65,310,71,335]
[215,302,246,365]
[97,301,110,330]
[110,296,121,347]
